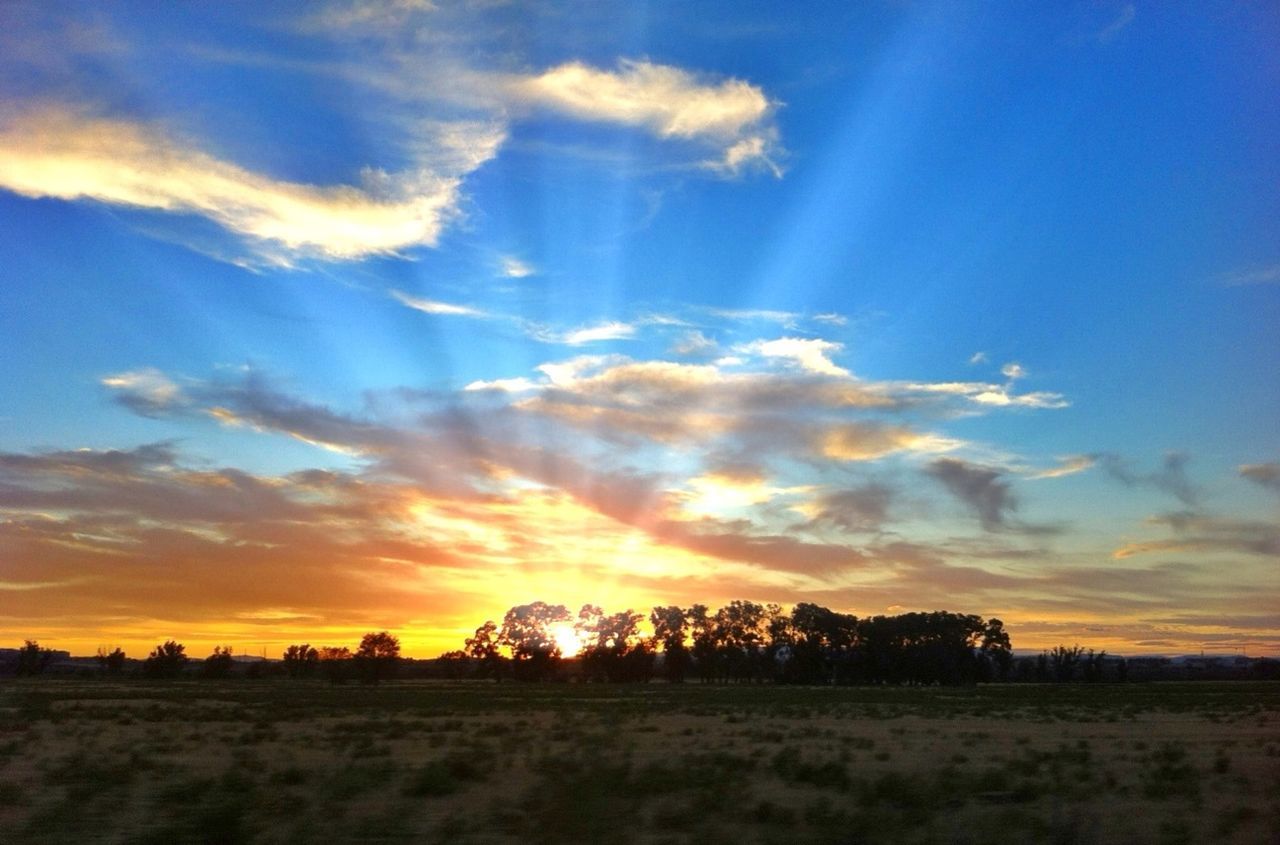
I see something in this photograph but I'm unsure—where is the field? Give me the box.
[1,680,1277,844]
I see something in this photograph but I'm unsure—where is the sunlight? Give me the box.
[550,622,583,658]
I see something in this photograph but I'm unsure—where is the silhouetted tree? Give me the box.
[1082,648,1107,683]
[785,603,858,684]
[15,640,52,676]
[687,604,719,683]
[202,646,235,679]
[577,606,652,682]
[282,644,319,678]
[355,631,400,684]
[649,606,690,683]
[854,612,986,685]
[1048,644,1084,683]
[434,650,472,679]
[714,600,768,683]
[317,646,352,684]
[96,646,127,675]
[980,618,1014,681]
[499,602,570,681]
[144,640,187,678]
[464,621,507,681]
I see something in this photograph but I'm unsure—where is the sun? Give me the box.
[550,623,582,658]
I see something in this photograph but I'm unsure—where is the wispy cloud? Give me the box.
[670,330,718,357]
[1001,362,1026,380]
[735,337,849,377]
[0,106,504,264]
[708,307,800,327]
[1029,455,1096,480]
[500,256,535,278]
[1221,263,1280,287]
[1097,4,1136,43]
[925,458,1017,532]
[99,368,185,417]
[1113,512,1279,559]
[1240,462,1280,494]
[1098,451,1200,506]
[528,320,638,346]
[391,289,487,317]
[818,423,958,462]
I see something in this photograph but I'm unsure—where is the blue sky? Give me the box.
[1,1,1277,656]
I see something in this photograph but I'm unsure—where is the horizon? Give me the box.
[2,3,1278,661]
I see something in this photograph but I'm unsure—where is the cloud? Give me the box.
[674,471,803,519]
[1029,455,1096,480]
[812,313,848,326]
[0,106,505,263]
[464,377,540,393]
[736,337,849,377]
[511,59,780,175]
[1110,511,1280,560]
[925,458,1017,531]
[968,352,988,365]
[818,423,957,462]
[670,330,718,357]
[1097,4,1136,43]
[99,368,184,417]
[900,380,1068,409]
[1098,451,1200,506]
[803,485,893,533]
[528,320,637,345]
[708,307,799,327]
[1001,362,1026,380]
[391,289,487,317]
[1240,462,1280,493]
[1220,263,1280,287]
[500,256,534,278]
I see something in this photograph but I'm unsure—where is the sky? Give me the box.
[1,1,1277,659]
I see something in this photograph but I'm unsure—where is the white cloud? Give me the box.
[712,135,782,178]
[1001,362,1026,380]
[515,59,770,141]
[1029,455,1096,480]
[529,320,637,346]
[464,377,540,393]
[0,106,504,263]
[536,356,617,387]
[968,351,988,365]
[391,289,487,317]
[736,337,849,377]
[819,423,960,462]
[812,313,848,326]
[1221,263,1280,287]
[670,330,718,356]
[708,307,799,327]
[1097,4,1136,43]
[100,368,182,408]
[500,256,534,278]
[511,59,780,175]
[905,380,1068,409]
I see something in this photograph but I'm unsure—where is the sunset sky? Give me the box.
[2,2,1277,659]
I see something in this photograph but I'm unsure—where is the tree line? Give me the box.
[438,600,1015,686]
[8,603,1276,684]
[3,632,402,683]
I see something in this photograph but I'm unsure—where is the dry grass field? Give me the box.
[1,680,1277,844]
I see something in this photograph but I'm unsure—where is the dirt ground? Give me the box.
[1,680,1277,844]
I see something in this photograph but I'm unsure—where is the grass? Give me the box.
[0,678,1277,843]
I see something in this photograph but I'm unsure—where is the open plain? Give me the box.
[1,680,1277,844]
